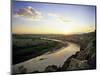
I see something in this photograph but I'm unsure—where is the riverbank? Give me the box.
[62,39,96,70]
[13,41,80,74]
[13,35,68,65]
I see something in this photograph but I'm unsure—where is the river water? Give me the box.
[13,38,80,73]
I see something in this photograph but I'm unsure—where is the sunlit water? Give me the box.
[13,39,80,73]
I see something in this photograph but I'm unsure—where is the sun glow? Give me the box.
[12,2,95,35]
[12,20,95,35]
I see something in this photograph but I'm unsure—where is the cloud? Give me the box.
[48,13,71,23]
[14,6,42,20]
[59,16,71,22]
[48,13,59,17]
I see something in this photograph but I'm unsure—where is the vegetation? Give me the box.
[12,34,67,64]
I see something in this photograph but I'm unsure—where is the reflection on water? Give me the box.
[13,41,80,73]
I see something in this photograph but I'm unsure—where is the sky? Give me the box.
[12,1,96,34]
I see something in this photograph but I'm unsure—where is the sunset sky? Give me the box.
[12,1,96,34]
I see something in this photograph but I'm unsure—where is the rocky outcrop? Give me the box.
[45,65,58,72]
[62,38,96,71]
[67,58,89,70]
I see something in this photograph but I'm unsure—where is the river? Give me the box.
[13,38,80,73]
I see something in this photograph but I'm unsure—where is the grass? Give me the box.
[12,35,66,65]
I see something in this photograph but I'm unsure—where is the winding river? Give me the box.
[13,38,80,73]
